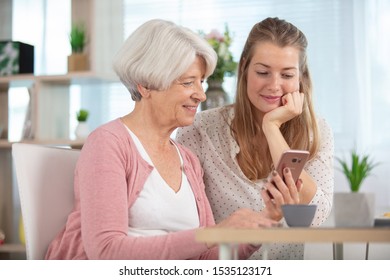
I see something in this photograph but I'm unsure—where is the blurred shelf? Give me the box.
[0,139,84,149]
[0,243,26,259]
[0,243,25,253]
[0,71,116,87]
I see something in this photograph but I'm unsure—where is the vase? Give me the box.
[333,192,375,227]
[75,121,90,139]
[67,53,89,72]
[201,80,229,111]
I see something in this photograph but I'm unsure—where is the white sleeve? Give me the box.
[306,117,335,226]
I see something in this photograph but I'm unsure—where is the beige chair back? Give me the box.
[12,143,80,259]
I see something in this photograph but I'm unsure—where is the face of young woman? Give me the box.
[150,56,207,128]
[246,41,301,116]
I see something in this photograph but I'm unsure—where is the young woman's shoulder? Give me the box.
[193,105,233,130]
[316,116,333,134]
[315,116,334,148]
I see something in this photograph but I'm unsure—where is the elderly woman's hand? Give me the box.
[213,208,280,229]
[204,208,280,248]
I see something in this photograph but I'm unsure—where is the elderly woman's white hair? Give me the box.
[113,19,217,101]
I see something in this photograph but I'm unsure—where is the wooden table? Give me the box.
[195,227,390,260]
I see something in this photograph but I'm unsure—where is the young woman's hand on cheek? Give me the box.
[282,91,304,117]
[263,91,305,128]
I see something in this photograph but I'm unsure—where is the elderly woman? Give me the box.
[45,19,278,260]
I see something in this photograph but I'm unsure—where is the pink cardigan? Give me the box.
[45,118,258,260]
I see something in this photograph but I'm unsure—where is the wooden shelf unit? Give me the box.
[0,0,123,258]
[0,72,106,257]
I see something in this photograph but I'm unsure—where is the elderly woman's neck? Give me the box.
[121,110,174,149]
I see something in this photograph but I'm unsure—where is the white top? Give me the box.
[126,128,200,237]
[176,106,334,259]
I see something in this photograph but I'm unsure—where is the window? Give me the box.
[8,0,390,208]
[120,0,390,208]
[121,0,355,140]
[9,0,70,141]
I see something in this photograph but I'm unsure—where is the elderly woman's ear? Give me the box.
[137,84,151,98]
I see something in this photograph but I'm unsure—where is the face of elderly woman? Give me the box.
[149,56,207,128]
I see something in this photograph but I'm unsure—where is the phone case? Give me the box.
[275,149,310,182]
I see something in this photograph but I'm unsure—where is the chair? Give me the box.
[12,143,80,259]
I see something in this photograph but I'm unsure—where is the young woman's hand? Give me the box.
[263,91,304,129]
[261,167,304,221]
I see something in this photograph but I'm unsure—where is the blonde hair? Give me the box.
[113,19,217,101]
[232,17,319,180]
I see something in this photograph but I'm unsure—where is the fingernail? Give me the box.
[272,170,278,177]
[263,179,268,184]
[284,167,290,174]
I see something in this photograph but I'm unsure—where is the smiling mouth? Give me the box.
[184,105,198,111]
[262,95,282,102]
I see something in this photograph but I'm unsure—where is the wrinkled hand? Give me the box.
[263,91,304,128]
[213,208,279,229]
[205,209,280,248]
[261,168,304,221]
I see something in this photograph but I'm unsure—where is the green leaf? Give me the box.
[336,150,379,192]
[76,109,89,122]
[69,23,86,53]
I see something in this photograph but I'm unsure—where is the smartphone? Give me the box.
[275,149,310,183]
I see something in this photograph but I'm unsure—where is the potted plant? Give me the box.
[334,150,379,227]
[337,151,379,192]
[200,24,237,110]
[75,109,90,139]
[67,22,88,72]
[76,109,89,122]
